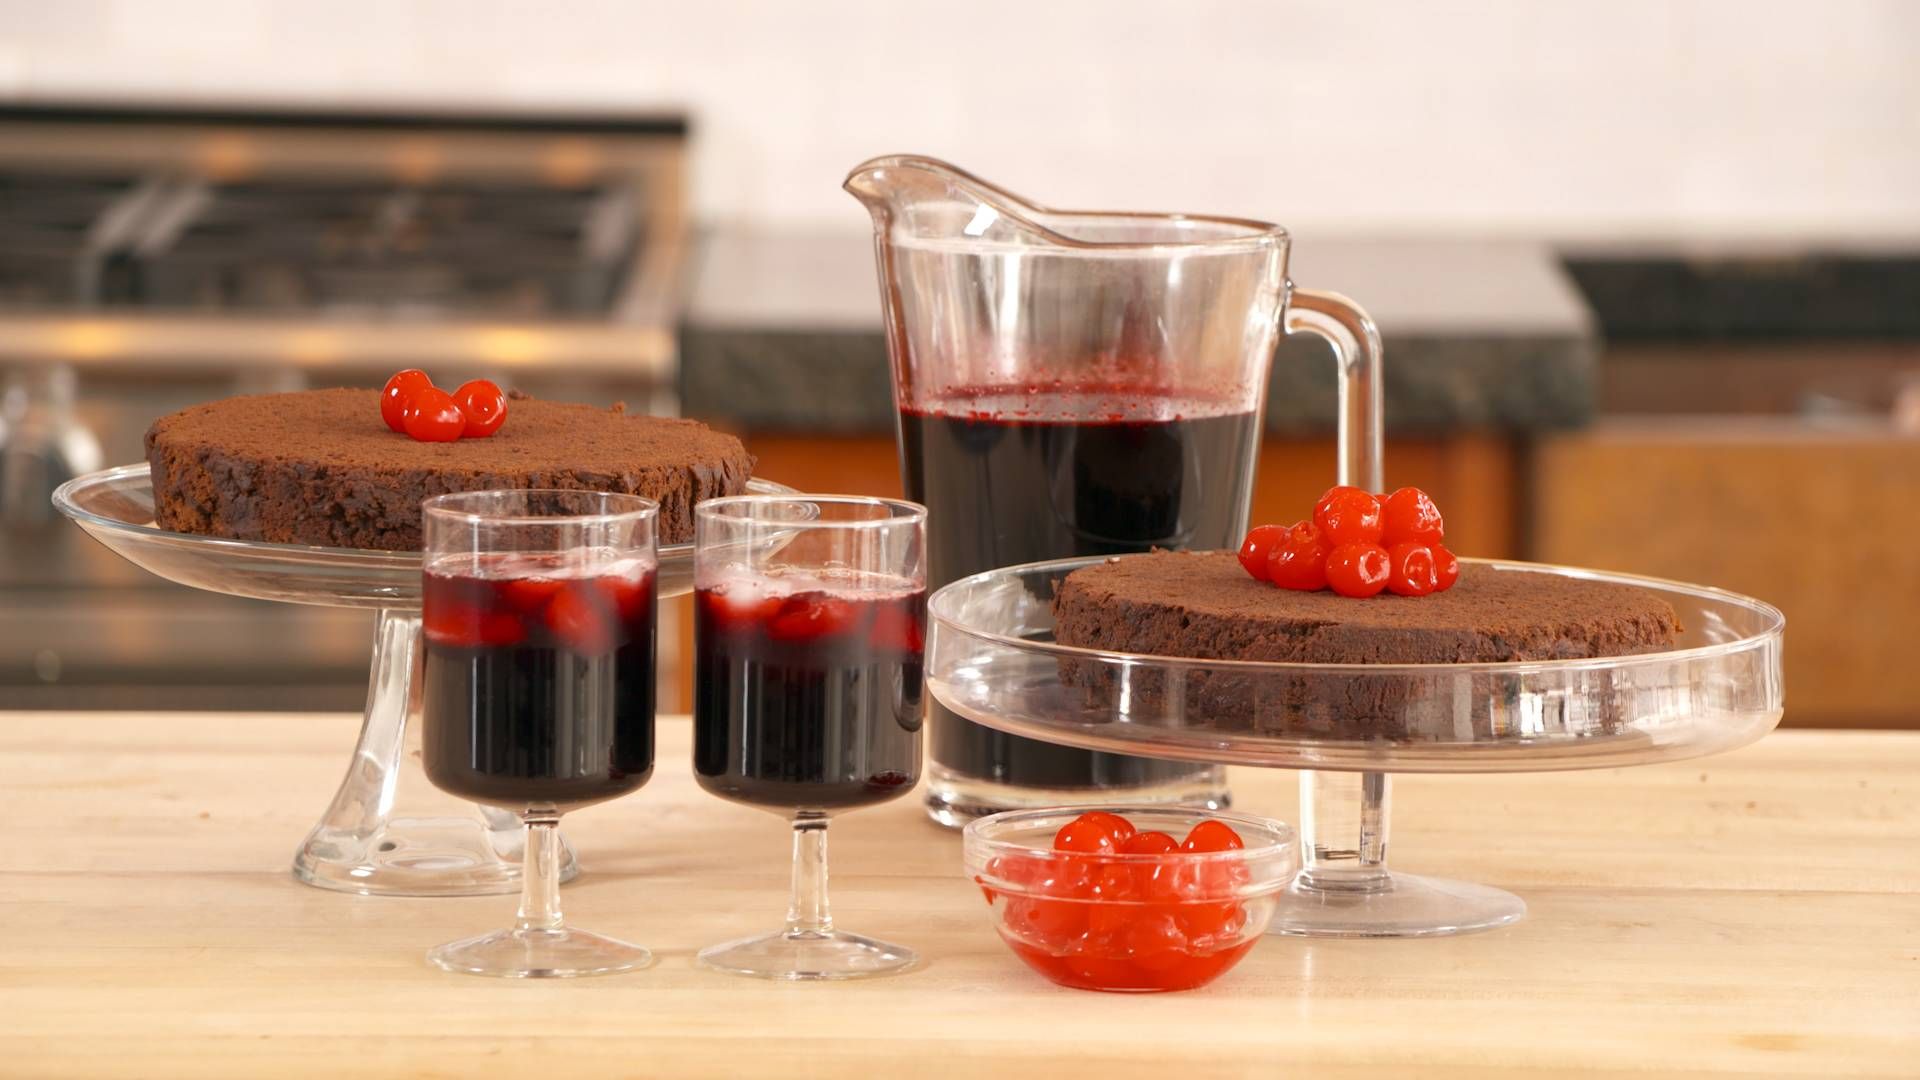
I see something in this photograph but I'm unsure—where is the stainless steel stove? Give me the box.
[0,103,689,709]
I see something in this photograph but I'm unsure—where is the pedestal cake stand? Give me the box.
[55,463,794,897]
[927,556,1785,937]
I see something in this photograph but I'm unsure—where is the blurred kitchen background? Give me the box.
[1,0,1914,726]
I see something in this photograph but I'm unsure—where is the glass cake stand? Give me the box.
[54,463,796,897]
[927,556,1785,937]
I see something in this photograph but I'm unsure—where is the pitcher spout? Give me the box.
[846,154,1287,255]
[843,154,1011,212]
[844,154,1057,246]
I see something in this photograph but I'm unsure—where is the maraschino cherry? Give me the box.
[1238,485,1459,598]
[379,370,509,442]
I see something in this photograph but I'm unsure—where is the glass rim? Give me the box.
[696,493,928,530]
[421,489,660,528]
[929,555,1786,677]
[963,806,1297,868]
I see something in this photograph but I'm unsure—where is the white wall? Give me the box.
[3,0,1915,243]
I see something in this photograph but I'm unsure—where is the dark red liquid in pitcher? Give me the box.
[898,388,1259,790]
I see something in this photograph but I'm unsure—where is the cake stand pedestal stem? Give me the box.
[1275,768,1524,937]
[290,607,578,896]
[1274,288,1524,935]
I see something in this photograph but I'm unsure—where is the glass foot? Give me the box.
[293,814,578,897]
[1270,871,1526,938]
[428,926,652,978]
[698,929,918,981]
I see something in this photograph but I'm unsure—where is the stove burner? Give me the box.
[0,174,641,316]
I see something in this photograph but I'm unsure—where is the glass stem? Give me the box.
[1297,769,1393,893]
[514,814,565,934]
[784,813,833,939]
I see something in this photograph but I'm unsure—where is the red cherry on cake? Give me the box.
[1238,485,1458,598]
[1267,521,1329,592]
[380,369,433,433]
[401,386,467,442]
[1432,543,1461,592]
[1237,524,1287,581]
[1385,541,1439,597]
[1381,487,1445,546]
[1312,486,1384,547]
[1325,541,1391,598]
[453,379,507,439]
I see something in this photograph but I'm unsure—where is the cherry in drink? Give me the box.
[898,389,1258,792]
[422,552,657,811]
[694,573,924,811]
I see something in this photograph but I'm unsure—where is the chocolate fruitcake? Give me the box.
[146,388,754,550]
[1050,550,1681,741]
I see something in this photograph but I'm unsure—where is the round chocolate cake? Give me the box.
[1053,550,1680,664]
[146,388,755,550]
[1050,550,1682,740]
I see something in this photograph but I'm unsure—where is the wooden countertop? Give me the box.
[3,714,1915,1078]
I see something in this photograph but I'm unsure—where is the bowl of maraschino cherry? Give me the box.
[1238,485,1460,598]
[379,369,509,443]
[965,807,1298,993]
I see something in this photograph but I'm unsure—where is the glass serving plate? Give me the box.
[928,555,1785,937]
[54,463,797,897]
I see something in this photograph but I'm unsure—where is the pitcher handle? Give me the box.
[1283,288,1384,492]
[1279,288,1393,907]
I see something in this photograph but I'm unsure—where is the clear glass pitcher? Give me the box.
[846,155,1383,826]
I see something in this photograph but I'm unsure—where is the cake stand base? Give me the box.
[1269,769,1523,937]
[1271,871,1526,938]
[291,608,577,897]
[293,813,567,897]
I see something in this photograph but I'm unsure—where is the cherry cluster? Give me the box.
[1238,485,1460,598]
[380,369,508,442]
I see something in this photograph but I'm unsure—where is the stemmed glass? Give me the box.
[692,495,928,980]
[419,490,659,978]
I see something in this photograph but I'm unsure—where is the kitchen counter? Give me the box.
[679,230,1598,434]
[3,714,1915,1077]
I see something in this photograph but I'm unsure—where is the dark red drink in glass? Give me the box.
[418,489,658,978]
[694,575,924,811]
[692,494,926,979]
[423,552,657,811]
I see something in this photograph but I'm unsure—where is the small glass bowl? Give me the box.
[962,806,1299,992]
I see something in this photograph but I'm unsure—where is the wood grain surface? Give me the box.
[1,713,1914,1078]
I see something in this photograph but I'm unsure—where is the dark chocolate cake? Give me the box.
[1050,550,1681,740]
[146,388,754,550]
